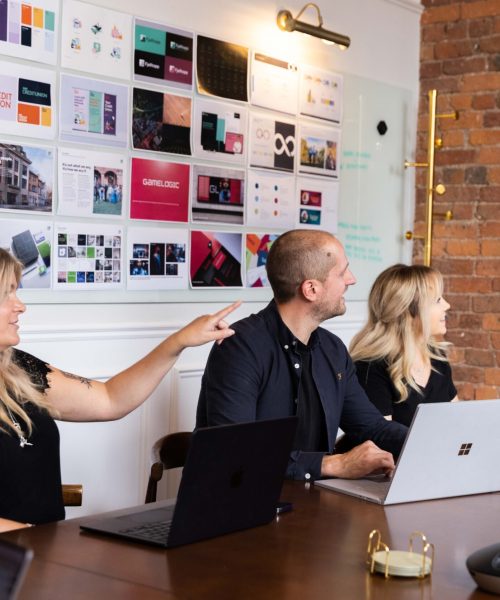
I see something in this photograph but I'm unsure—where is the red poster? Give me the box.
[130,158,190,222]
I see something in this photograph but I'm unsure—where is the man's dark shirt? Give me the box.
[196,301,408,480]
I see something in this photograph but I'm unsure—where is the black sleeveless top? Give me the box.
[0,349,65,524]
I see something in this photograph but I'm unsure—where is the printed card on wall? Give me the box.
[299,123,340,178]
[54,222,123,289]
[127,226,188,290]
[191,164,245,225]
[250,52,298,115]
[249,113,296,173]
[132,87,191,155]
[193,97,247,165]
[57,148,126,218]
[196,35,248,102]
[0,0,58,65]
[190,230,243,288]
[0,217,52,288]
[61,0,132,80]
[296,176,338,233]
[59,74,128,148]
[245,233,279,288]
[0,62,55,139]
[299,66,343,124]
[246,169,295,230]
[134,18,193,90]
[130,157,189,223]
[0,142,54,214]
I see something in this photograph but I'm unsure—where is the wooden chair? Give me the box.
[61,484,83,507]
[145,432,192,503]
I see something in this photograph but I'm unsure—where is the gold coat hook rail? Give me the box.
[404,90,458,266]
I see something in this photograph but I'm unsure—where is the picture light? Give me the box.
[277,3,351,49]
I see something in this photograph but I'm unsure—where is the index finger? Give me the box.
[211,300,242,322]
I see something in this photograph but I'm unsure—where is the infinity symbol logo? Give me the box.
[274,133,295,156]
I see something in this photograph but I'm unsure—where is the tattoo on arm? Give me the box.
[60,370,93,389]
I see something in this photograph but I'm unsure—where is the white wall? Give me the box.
[17,0,422,516]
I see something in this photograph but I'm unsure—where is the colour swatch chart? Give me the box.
[54,223,123,289]
[296,177,339,232]
[0,0,58,64]
[61,0,132,80]
[127,226,188,290]
[134,19,193,90]
[300,66,343,124]
[246,170,295,230]
[57,148,126,218]
[0,62,55,138]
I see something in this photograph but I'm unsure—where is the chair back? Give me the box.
[145,431,192,503]
[0,539,33,600]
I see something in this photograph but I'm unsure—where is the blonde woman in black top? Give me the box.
[349,264,458,427]
[0,248,239,530]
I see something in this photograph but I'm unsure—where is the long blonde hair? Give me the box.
[349,264,450,402]
[0,248,50,435]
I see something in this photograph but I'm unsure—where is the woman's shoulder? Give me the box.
[12,349,51,390]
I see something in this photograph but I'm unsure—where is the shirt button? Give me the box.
[284,344,289,350]
[305,473,311,481]
[294,398,298,404]
[294,363,300,369]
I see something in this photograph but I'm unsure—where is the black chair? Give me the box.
[145,432,192,503]
[0,538,33,600]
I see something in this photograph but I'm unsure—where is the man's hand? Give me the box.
[321,440,395,479]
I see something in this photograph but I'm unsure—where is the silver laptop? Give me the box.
[315,400,500,505]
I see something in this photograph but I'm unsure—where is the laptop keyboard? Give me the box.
[119,519,172,543]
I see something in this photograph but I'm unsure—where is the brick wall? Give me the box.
[417,0,500,399]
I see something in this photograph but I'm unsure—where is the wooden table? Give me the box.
[3,481,499,599]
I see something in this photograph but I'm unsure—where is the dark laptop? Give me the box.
[80,417,297,548]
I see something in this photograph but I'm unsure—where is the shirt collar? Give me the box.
[266,300,320,352]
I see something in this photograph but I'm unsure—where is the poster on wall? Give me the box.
[0,218,52,288]
[190,230,243,288]
[54,222,123,289]
[57,148,126,218]
[61,0,132,80]
[250,52,298,115]
[193,97,247,165]
[127,226,188,290]
[134,18,193,90]
[0,62,55,139]
[59,73,128,148]
[245,232,278,288]
[0,142,54,213]
[296,176,338,232]
[246,169,295,230]
[196,35,248,102]
[0,0,58,65]
[248,113,296,173]
[191,164,245,225]
[129,157,189,223]
[298,123,340,178]
[299,66,343,123]
[132,87,191,155]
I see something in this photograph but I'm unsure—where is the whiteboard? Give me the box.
[337,73,414,300]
